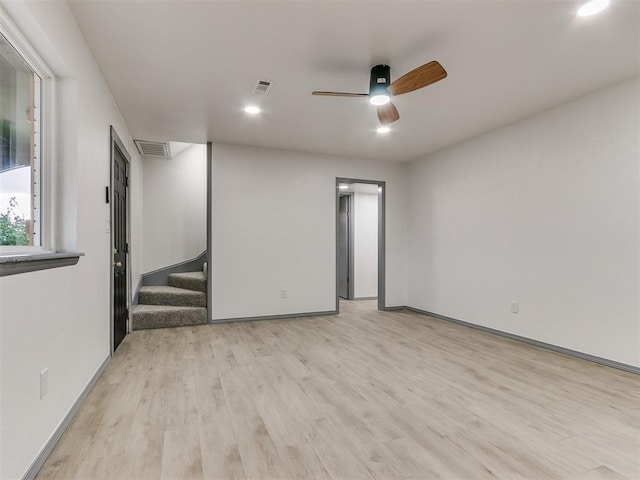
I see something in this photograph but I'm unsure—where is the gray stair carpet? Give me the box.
[168,271,206,293]
[138,285,205,307]
[133,270,207,330]
[133,305,206,330]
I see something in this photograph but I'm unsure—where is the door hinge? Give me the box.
[125,176,129,187]
[124,242,129,254]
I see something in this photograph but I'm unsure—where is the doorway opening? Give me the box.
[335,178,385,312]
[132,142,208,331]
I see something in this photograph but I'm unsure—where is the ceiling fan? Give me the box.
[312,61,447,125]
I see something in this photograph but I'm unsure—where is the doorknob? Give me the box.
[114,261,122,268]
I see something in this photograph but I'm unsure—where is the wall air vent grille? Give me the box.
[253,79,273,95]
[134,140,171,158]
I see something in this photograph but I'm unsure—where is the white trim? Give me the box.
[0,246,48,255]
[0,7,57,253]
[40,53,57,252]
[0,9,54,79]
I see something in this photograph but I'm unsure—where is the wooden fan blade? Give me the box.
[312,91,368,97]
[377,102,399,125]
[388,61,447,96]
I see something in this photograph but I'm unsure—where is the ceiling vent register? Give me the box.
[134,140,171,158]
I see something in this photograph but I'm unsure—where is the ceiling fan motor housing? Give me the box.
[370,64,391,96]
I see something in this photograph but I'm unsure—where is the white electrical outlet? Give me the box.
[40,368,49,399]
[281,289,287,299]
[511,301,519,314]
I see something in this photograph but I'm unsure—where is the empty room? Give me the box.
[0,1,638,479]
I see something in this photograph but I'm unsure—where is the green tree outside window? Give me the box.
[0,197,29,245]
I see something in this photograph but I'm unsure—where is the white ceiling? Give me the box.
[69,0,639,162]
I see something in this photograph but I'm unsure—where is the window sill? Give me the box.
[0,252,84,277]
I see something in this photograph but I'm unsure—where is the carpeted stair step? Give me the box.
[132,305,206,330]
[138,285,205,307]
[168,271,206,293]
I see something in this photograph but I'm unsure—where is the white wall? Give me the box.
[211,144,406,320]
[354,192,378,298]
[0,7,634,478]
[406,78,640,367]
[142,143,206,273]
[0,2,142,479]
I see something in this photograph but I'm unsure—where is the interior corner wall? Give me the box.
[354,192,378,298]
[0,2,143,479]
[129,146,144,291]
[406,77,640,367]
[142,143,207,273]
[210,144,407,320]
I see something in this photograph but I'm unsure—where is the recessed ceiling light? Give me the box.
[377,126,391,134]
[244,105,261,114]
[577,0,609,17]
[339,184,349,190]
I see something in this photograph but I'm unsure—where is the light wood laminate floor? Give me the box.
[37,300,639,480]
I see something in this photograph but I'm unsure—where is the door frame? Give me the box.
[335,177,386,312]
[109,126,131,355]
[338,192,355,300]
[206,142,212,322]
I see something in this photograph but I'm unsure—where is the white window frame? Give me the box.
[0,10,56,255]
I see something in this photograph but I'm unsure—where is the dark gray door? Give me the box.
[338,195,350,299]
[112,141,128,351]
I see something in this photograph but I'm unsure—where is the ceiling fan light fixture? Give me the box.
[369,93,391,106]
[311,60,447,127]
[369,64,391,106]
[577,0,609,16]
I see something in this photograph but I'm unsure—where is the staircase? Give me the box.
[132,271,207,330]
